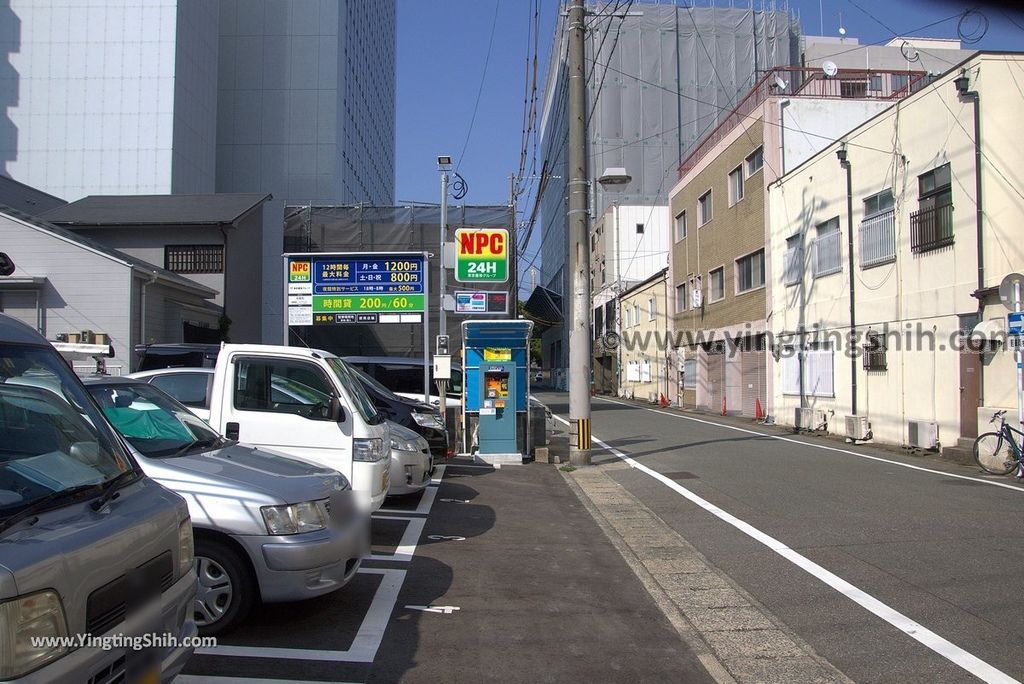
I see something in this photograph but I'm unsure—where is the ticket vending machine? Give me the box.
[462,319,534,465]
[480,362,516,454]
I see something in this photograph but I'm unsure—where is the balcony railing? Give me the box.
[812,231,842,277]
[910,201,954,253]
[859,210,896,267]
[677,67,927,180]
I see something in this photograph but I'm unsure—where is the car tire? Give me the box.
[193,538,256,636]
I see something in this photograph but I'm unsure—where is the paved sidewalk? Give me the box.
[370,454,716,683]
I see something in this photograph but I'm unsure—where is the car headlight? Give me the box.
[261,501,327,535]
[412,412,442,428]
[391,434,421,452]
[353,437,386,462]
[178,518,194,577]
[0,590,69,678]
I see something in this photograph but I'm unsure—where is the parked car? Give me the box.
[128,365,437,496]
[343,355,463,411]
[80,377,369,636]
[134,342,220,371]
[349,365,449,458]
[131,344,391,512]
[132,364,451,460]
[387,423,433,497]
[0,314,196,682]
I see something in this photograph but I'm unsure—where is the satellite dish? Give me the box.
[822,61,838,77]
[773,74,788,91]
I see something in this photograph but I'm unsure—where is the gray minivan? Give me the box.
[0,314,196,682]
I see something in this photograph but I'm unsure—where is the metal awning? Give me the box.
[521,286,563,331]
[0,276,46,290]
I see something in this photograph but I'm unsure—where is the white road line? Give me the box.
[193,568,405,663]
[175,678,359,684]
[553,412,1019,684]
[595,396,1024,493]
[431,463,447,484]
[377,485,438,516]
[367,515,425,562]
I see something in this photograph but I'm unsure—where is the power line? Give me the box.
[456,0,502,174]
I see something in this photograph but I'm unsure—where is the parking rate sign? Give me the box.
[455,228,508,283]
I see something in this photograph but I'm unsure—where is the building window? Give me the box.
[728,166,744,206]
[691,274,703,308]
[868,74,883,91]
[675,283,687,313]
[745,146,764,176]
[698,190,713,226]
[633,303,640,326]
[811,217,841,278]
[623,305,631,328]
[709,267,725,302]
[860,189,896,268]
[735,250,765,293]
[840,79,867,98]
[911,163,954,253]
[636,223,645,235]
[165,244,224,274]
[891,73,909,93]
[683,357,697,389]
[862,332,887,371]
[674,210,687,241]
[783,235,802,286]
[781,342,835,397]
[648,296,656,320]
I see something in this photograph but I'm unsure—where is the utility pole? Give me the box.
[439,160,450,341]
[567,0,591,464]
[510,174,518,319]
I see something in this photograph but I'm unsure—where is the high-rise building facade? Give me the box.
[533,3,799,385]
[0,0,397,342]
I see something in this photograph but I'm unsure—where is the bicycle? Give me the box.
[973,410,1024,476]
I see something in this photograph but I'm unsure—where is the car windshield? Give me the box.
[351,365,408,403]
[326,357,382,425]
[87,383,222,458]
[0,346,133,520]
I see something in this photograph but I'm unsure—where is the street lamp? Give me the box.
[597,167,632,186]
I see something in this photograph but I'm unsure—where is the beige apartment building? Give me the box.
[768,52,1024,453]
[618,269,669,403]
[667,60,930,417]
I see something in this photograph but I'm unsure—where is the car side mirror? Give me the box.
[329,396,345,422]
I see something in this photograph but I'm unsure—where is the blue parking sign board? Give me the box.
[1009,312,1024,335]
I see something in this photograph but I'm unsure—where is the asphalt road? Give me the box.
[176,458,713,683]
[537,391,1024,684]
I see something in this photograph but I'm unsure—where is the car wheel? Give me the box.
[194,538,256,636]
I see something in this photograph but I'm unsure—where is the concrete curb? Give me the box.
[559,461,854,684]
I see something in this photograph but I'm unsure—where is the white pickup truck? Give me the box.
[197,344,391,512]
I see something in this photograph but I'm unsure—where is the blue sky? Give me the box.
[395,0,1023,291]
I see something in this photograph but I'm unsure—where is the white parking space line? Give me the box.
[193,568,405,664]
[553,412,1019,684]
[377,486,438,516]
[595,396,1024,493]
[367,515,425,562]
[175,677,359,684]
[431,463,446,484]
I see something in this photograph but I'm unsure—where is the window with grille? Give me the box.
[860,190,896,267]
[911,163,954,253]
[862,332,887,371]
[781,342,835,397]
[812,218,841,278]
[165,244,225,274]
[683,358,697,389]
[784,235,802,286]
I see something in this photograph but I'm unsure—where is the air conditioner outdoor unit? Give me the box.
[908,420,939,449]
[846,415,871,440]
[794,408,826,431]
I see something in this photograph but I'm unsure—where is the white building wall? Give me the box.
[768,54,1024,449]
[1,1,215,199]
[613,205,670,285]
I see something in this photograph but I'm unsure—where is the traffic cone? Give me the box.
[659,393,669,408]
[755,397,764,420]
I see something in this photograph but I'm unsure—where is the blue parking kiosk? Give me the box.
[462,320,534,465]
